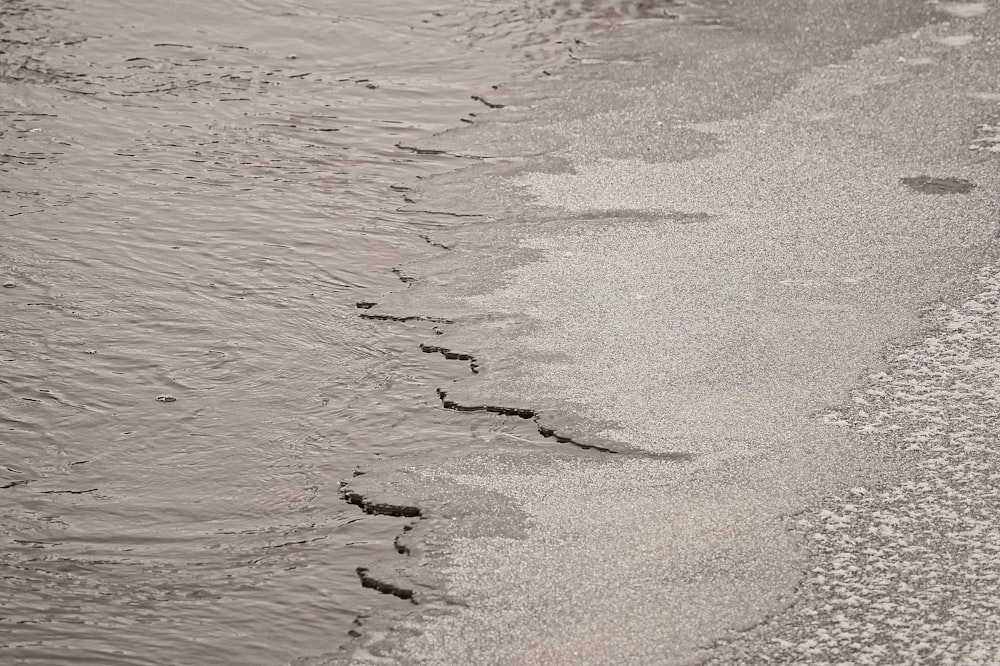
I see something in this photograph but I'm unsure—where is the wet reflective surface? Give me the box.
[0,0,577,663]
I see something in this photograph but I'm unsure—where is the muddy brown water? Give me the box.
[0,0,612,663]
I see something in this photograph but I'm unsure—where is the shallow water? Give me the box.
[0,0,583,663]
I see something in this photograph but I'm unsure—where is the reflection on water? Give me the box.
[0,0,561,663]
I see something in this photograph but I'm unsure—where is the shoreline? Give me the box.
[341,1,1000,662]
[0,1,591,663]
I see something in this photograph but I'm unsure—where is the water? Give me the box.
[0,0,581,663]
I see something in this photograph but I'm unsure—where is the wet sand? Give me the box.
[342,0,1000,663]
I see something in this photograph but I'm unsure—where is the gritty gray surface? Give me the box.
[341,1,1000,664]
[709,266,1000,663]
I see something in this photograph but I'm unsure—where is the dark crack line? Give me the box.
[420,341,478,374]
[435,387,621,454]
[400,208,485,218]
[340,482,422,604]
[392,266,417,284]
[418,342,626,453]
[470,94,505,109]
[356,566,416,602]
[419,233,453,250]
[360,312,453,324]
[394,142,491,160]
[341,488,421,518]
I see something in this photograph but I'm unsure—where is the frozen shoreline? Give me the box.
[342,0,1000,662]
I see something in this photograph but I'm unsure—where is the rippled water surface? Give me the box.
[0,0,597,662]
